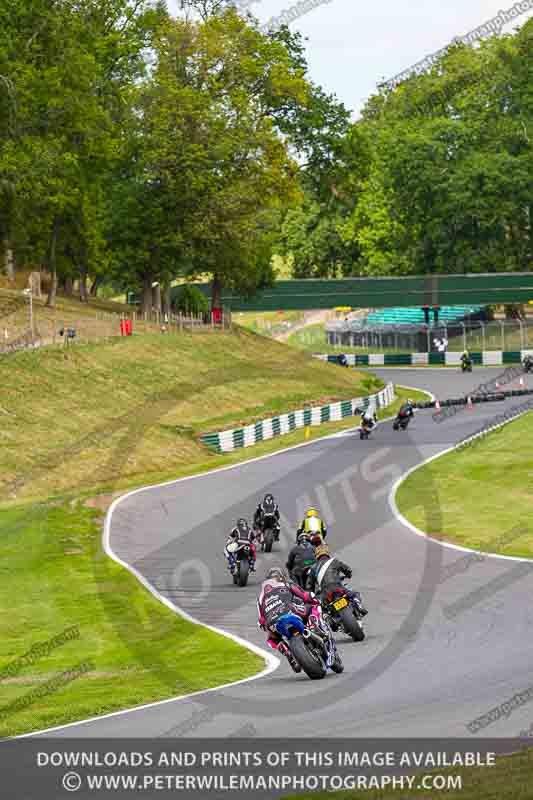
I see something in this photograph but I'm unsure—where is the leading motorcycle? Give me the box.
[257,512,280,553]
[322,579,366,642]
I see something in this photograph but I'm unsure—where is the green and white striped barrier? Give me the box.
[200,383,396,453]
[314,351,533,367]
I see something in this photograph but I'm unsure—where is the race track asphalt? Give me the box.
[43,368,533,740]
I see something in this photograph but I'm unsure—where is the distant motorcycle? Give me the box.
[360,416,376,440]
[227,539,254,587]
[523,356,533,374]
[393,411,411,431]
[278,605,343,680]
[322,579,366,642]
[461,358,473,373]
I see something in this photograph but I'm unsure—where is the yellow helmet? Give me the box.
[306,508,319,518]
[315,544,330,560]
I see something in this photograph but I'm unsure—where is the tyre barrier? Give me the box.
[416,387,533,410]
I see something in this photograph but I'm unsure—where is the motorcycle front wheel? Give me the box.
[237,559,249,587]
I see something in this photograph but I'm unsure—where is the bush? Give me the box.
[173,285,209,316]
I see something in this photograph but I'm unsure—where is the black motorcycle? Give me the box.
[322,580,366,642]
[523,356,533,374]
[393,412,411,431]
[278,605,344,680]
[227,539,254,587]
[258,512,280,553]
[461,358,473,373]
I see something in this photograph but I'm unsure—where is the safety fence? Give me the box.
[0,306,231,355]
[200,383,396,453]
[313,351,533,367]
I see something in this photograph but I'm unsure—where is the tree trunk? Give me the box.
[3,237,15,281]
[64,276,74,296]
[79,245,88,302]
[161,282,171,318]
[45,217,60,308]
[152,282,162,314]
[141,271,153,316]
[90,275,102,296]
[211,273,222,309]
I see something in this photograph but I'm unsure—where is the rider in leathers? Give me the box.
[253,493,281,540]
[286,533,317,589]
[296,508,327,545]
[257,566,319,672]
[310,544,368,615]
[224,519,256,574]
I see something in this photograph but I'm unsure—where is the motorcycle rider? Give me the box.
[461,350,472,371]
[310,544,368,615]
[286,532,317,589]
[523,355,533,374]
[224,518,257,575]
[395,398,415,427]
[361,406,378,433]
[296,507,327,546]
[253,493,281,540]
[257,566,320,672]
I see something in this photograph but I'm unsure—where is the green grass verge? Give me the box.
[283,747,533,800]
[396,411,533,558]
[0,502,263,737]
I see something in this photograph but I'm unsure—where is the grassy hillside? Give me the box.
[0,327,378,504]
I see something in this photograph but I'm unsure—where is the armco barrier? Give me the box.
[200,384,396,453]
[314,351,530,367]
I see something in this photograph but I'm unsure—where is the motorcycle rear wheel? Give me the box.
[288,636,326,680]
[340,607,365,641]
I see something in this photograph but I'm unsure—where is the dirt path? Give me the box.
[273,309,333,342]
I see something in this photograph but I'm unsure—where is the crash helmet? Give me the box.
[306,508,319,518]
[263,493,275,511]
[297,531,310,545]
[265,566,287,584]
[314,544,330,560]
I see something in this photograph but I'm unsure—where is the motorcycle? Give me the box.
[290,559,316,591]
[461,359,473,373]
[277,605,343,680]
[258,512,280,553]
[227,539,254,587]
[360,419,375,440]
[393,413,411,431]
[322,579,366,642]
[523,357,533,374]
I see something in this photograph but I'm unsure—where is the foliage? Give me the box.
[173,284,209,315]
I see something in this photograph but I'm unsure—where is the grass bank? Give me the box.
[396,411,533,558]
[283,747,533,800]
[1,330,418,736]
